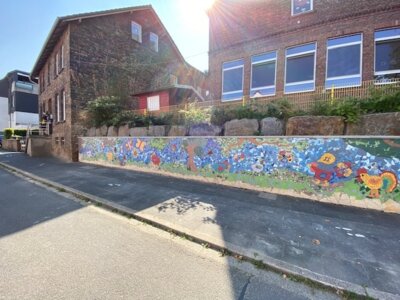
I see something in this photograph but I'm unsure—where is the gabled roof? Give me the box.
[31,5,187,77]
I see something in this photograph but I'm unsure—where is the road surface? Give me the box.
[0,167,338,299]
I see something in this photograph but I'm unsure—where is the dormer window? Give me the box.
[292,0,313,16]
[150,32,159,52]
[131,21,142,43]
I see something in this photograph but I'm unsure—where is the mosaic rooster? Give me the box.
[357,168,398,198]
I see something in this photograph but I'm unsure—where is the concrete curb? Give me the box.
[0,161,397,300]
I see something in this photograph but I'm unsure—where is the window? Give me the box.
[147,95,160,111]
[61,45,64,69]
[251,51,277,97]
[326,34,362,88]
[222,59,244,101]
[150,32,159,52]
[375,27,400,81]
[292,0,313,15]
[47,64,50,85]
[55,53,59,75]
[131,21,142,43]
[169,74,178,85]
[285,43,316,93]
[56,90,66,122]
[56,93,60,121]
[61,90,66,121]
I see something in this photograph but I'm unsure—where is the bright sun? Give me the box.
[178,0,215,31]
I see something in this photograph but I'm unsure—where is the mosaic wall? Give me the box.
[79,137,400,211]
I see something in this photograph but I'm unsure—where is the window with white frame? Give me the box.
[57,90,66,122]
[251,51,277,97]
[285,43,316,93]
[56,93,60,122]
[56,53,59,75]
[147,95,160,111]
[61,45,64,69]
[150,32,159,52]
[375,27,400,81]
[326,34,362,89]
[222,59,244,101]
[292,0,313,15]
[131,21,142,43]
[61,90,66,121]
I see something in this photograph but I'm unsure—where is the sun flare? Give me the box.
[177,0,215,31]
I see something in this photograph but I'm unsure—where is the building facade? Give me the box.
[0,71,39,131]
[31,6,206,161]
[208,0,400,101]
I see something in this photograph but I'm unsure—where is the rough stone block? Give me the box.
[107,126,118,137]
[260,118,284,136]
[118,124,130,137]
[224,119,259,136]
[87,127,96,137]
[286,116,345,136]
[148,125,166,137]
[129,127,148,137]
[97,125,108,137]
[346,112,400,136]
[168,125,187,136]
[189,123,222,136]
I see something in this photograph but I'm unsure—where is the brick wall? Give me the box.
[67,10,194,161]
[208,0,400,100]
[38,9,203,161]
[38,27,73,161]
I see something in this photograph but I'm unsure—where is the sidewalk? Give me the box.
[1,152,400,299]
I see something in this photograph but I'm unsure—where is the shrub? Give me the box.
[87,96,122,127]
[361,89,400,114]
[110,110,136,127]
[210,98,294,125]
[4,128,13,139]
[14,129,27,137]
[310,98,362,123]
[330,98,363,123]
[179,103,211,125]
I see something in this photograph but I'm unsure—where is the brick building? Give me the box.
[31,6,206,161]
[208,0,400,101]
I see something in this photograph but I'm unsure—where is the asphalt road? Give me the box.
[0,167,338,300]
[1,153,399,299]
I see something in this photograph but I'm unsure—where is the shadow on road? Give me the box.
[0,163,82,239]
[1,152,400,298]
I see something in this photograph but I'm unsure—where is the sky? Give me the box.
[0,0,213,78]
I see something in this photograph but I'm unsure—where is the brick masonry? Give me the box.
[208,0,400,100]
[37,8,205,161]
[38,28,72,161]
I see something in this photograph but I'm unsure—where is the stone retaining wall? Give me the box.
[83,112,399,138]
[79,136,400,214]
[2,139,21,152]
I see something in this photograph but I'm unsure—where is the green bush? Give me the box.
[360,89,400,114]
[210,99,294,125]
[14,129,27,137]
[87,96,123,127]
[330,98,363,123]
[110,110,136,127]
[4,128,13,139]
[178,103,211,125]
[310,98,362,123]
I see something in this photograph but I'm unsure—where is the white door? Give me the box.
[147,95,160,111]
